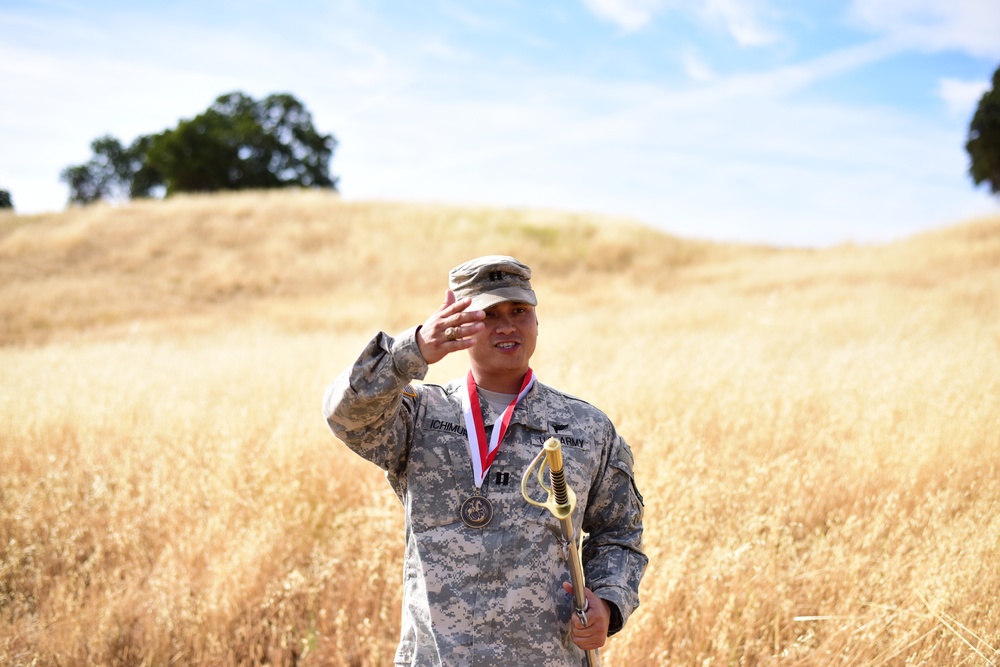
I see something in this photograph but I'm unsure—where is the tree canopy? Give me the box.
[60,136,161,205]
[966,64,1000,196]
[62,92,337,205]
[0,189,12,210]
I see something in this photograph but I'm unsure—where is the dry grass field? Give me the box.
[1,190,999,666]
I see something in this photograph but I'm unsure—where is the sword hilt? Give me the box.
[521,437,575,520]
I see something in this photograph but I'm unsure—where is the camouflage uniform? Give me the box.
[323,326,647,667]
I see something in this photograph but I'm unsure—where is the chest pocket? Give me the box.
[406,422,467,532]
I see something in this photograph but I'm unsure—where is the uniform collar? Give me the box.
[449,377,574,434]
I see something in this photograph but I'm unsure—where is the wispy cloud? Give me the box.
[580,0,663,32]
[702,0,781,46]
[329,33,987,244]
[849,0,1000,57]
[681,50,717,82]
[937,78,989,119]
[667,37,906,102]
[581,0,783,45]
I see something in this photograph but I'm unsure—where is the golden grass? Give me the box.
[2,190,999,665]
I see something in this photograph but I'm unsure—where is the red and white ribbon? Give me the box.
[461,369,535,488]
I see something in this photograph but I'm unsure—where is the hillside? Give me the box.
[0,190,732,346]
[2,191,997,348]
[2,191,999,666]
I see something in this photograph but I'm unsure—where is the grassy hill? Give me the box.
[0,190,731,346]
[2,190,999,665]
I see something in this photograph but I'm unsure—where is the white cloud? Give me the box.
[581,0,782,45]
[331,46,993,245]
[677,38,904,101]
[849,0,1000,57]
[937,78,989,118]
[581,0,663,31]
[703,0,781,46]
[681,50,717,82]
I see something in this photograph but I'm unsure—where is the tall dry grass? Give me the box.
[2,190,999,665]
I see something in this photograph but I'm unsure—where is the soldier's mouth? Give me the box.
[496,341,519,350]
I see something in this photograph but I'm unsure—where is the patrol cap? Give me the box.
[448,255,537,311]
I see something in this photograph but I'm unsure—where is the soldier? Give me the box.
[323,255,647,666]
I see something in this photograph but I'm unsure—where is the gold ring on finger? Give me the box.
[445,327,458,341]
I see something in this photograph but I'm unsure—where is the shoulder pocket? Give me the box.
[610,442,643,507]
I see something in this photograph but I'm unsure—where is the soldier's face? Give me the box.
[468,301,538,388]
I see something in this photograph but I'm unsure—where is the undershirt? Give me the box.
[478,388,517,418]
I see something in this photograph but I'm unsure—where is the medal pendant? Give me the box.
[460,495,494,528]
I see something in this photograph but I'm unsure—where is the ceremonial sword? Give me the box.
[522,437,600,667]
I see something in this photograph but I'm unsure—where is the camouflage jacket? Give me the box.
[323,327,647,666]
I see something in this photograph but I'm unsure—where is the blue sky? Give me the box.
[1,0,998,246]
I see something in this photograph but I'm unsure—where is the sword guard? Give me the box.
[520,439,576,519]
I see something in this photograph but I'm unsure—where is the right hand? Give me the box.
[416,290,485,364]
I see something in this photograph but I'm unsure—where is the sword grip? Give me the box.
[542,438,570,507]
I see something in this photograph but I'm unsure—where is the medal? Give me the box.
[460,493,494,528]
[459,369,535,528]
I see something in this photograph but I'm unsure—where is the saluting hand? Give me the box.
[416,290,485,365]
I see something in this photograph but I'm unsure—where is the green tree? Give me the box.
[967,64,1000,196]
[0,189,12,210]
[60,135,163,205]
[146,92,337,194]
[61,92,337,205]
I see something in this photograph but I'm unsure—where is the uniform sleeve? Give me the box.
[580,423,647,635]
[322,326,429,488]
